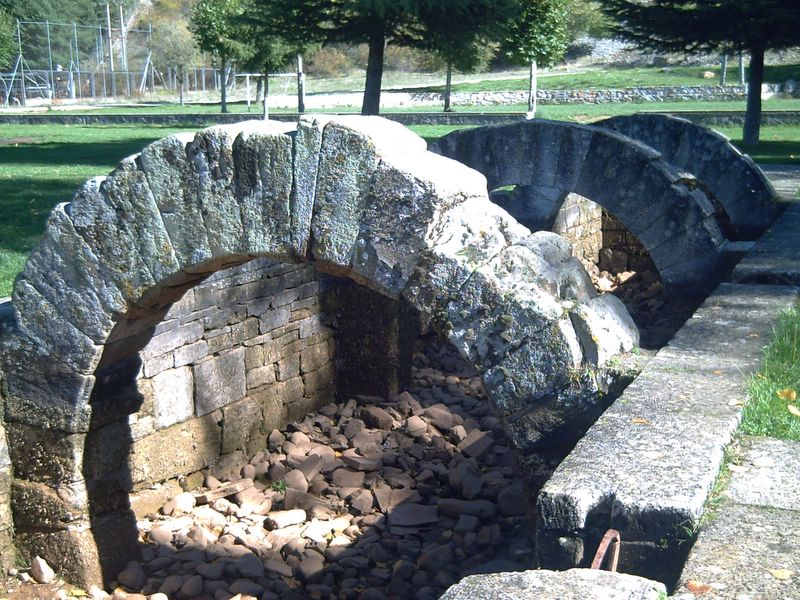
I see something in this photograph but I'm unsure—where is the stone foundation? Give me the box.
[551,193,603,273]
[600,211,656,274]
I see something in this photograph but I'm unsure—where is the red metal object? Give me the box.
[591,529,621,572]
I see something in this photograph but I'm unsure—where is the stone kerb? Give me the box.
[0,115,638,584]
[596,113,781,240]
[432,119,729,293]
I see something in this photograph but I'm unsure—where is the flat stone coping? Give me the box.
[537,283,799,579]
[676,436,800,597]
[440,568,666,600]
[732,203,800,286]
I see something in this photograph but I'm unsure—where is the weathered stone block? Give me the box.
[277,353,300,381]
[12,479,85,530]
[5,423,85,486]
[310,120,381,268]
[15,525,106,589]
[151,366,194,429]
[440,569,666,600]
[303,363,335,395]
[231,317,259,344]
[137,132,213,267]
[128,414,220,485]
[100,157,181,284]
[174,339,209,367]
[292,117,324,256]
[569,294,639,366]
[232,122,296,256]
[221,394,270,455]
[67,177,158,304]
[142,351,172,378]
[140,321,203,361]
[247,365,276,389]
[193,349,246,415]
[17,204,124,344]
[259,305,291,334]
[300,342,330,374]
[206,331,233,354]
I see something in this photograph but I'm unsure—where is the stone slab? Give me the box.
[193,348,246,416]
[727,436,800,513]
[440,568,665,600]
[732,203,800,286]
[676,502,800,599]
[537,283,798,576]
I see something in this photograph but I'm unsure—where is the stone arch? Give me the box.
[431,119,729,293]
[0,116,638,585]
[596,113,781,239]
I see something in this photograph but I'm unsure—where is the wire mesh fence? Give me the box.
[0,16,246,105]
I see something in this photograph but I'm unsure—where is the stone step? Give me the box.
[675,436,800,598]
[440,568,666,600]
[732,202,800,286]
[536,283,799,584]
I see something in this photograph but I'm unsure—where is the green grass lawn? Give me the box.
[0,124,194,297]
[740,304,800,441]
[393,65,737,94]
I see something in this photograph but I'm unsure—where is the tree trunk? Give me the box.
[719,53,727,86]
[528,60,538,115]
[178,68,184,106]
[444,62,453,112]
[297,54,305,113]
[743,47,764,146]
[264,67,269,121]
[362,28,385,115]
[220,55,228,114]
[738,51,745,85]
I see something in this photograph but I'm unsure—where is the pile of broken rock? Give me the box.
[56,342,535,600]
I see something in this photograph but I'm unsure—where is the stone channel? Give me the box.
[7,341,542,600]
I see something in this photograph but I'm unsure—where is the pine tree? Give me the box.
[598,0,800,145]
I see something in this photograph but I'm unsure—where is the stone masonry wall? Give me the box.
[600,211,654,273]
[413,85,753,107]
[551,193,603,272]
[95,258,337,491]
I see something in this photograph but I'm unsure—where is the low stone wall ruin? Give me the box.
[413,84,753,107]
[0,116,642,586]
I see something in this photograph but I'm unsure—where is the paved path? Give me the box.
[675,437,800,599]
[673,166,800,599]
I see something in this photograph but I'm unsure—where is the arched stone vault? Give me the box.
[596,113,781,240]
[0,116,637,585]
[431,119,731,293]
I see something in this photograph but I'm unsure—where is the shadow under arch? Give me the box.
[0,116,639,586]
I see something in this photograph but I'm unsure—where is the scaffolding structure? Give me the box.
[0,7,223,106]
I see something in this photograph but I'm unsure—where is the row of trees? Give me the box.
[185,0,575,117]
[185,0,798,143]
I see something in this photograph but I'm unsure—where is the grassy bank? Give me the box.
[740,305,800,441]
